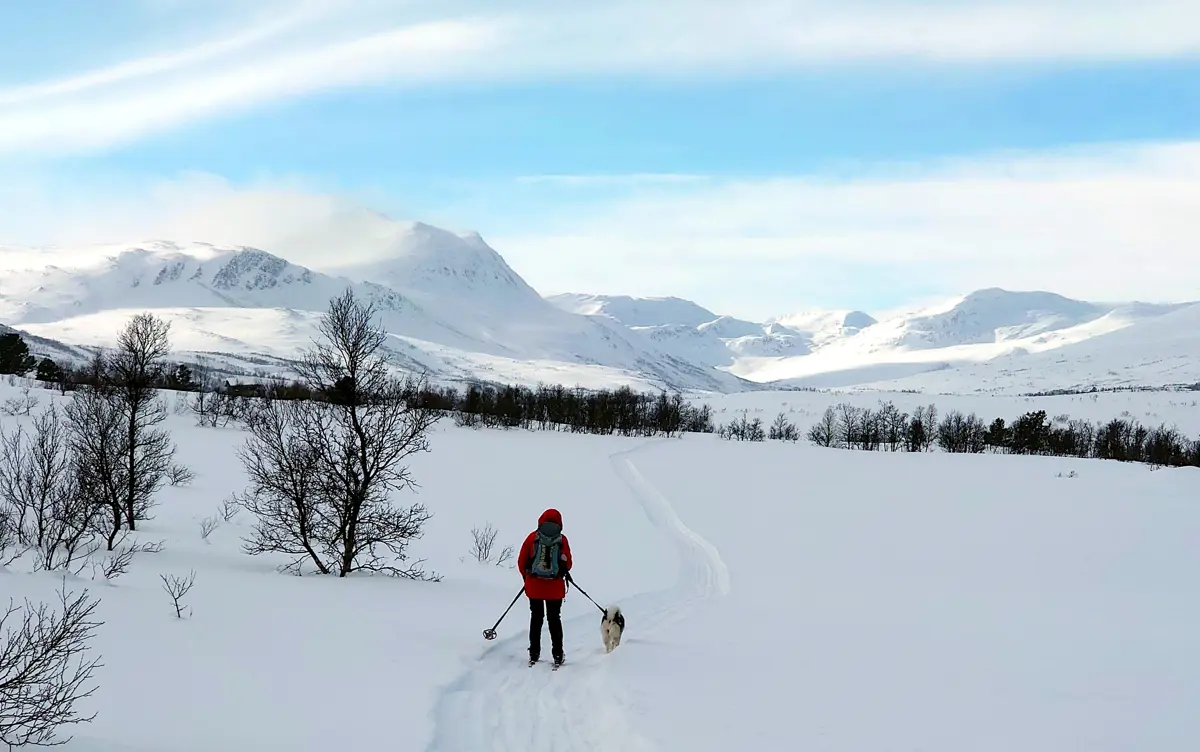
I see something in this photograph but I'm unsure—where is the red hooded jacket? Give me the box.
[518,508,572,600]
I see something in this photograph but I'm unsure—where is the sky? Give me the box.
[1,0,1199,321]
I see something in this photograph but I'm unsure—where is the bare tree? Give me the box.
[0,511,18,566]
[159,571,196,619]
[235,398,331,575]
[96,546,136,582]
[855,408,882,451]
[470,523,499,563]
[189,356,238,429]
[166,463,195,487]
[108,313,177,530]
[940,411,987,453]
[0,583,103,748]
[0,404,72,548]
[246,289,442,579]
[30,486,101,577]
[877,401,908,451]
[0,405,104,573]
[63,381,128,551]
[806,407,838,447]
[219,496,240,523]
[198,516,219,543]
[916,404,939,452]
[768,412,799,442]
[834,402,862,449]
[1,388,38,418]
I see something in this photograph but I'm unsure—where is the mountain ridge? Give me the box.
[3,215,1198,396]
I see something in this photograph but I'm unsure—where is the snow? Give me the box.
[3,216,1200,395]
[546,293,723,330]
[724,293,1200,392]
[2,379,1198,751]
[623,438,1199,751]
[0,233,749,394]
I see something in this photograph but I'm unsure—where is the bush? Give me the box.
[0,583,103,748]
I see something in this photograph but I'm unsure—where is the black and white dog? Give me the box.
[600,605,625,653]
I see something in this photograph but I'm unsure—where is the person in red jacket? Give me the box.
[518,508,572,665]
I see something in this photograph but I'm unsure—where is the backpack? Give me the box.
[528,527,562,579]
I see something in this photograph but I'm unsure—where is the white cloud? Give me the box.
[1,0,1199,155]
[2,140,1198,321]
[489,140,1200,318]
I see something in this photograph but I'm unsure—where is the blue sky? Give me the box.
[3,0,1200,319]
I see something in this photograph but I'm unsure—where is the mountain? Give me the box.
[730,288,1196,390]
[0,241,398,324]
[0,233,752,394]
[849,299,1200,394]
[550,293,882,369]
[3,212,1198,396]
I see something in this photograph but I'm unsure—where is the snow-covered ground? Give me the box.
[2,380,1198,751]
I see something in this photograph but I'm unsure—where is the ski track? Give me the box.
[425,439,730,752]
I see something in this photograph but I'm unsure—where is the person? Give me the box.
[518,508,572,665]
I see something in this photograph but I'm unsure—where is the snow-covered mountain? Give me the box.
[3,213,1198,396]
[767,309,878,349]
[546,293,869,368]
[0,233,750,394]
[728,288,1198,391]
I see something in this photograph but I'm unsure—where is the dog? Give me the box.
[600,605,625,653]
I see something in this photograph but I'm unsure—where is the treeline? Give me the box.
[4,329,718,439]
[439,383,714,437]
[194,367,717,439]
[208,375,717,438]
[2,330,213,396]
[787,400,1200,468]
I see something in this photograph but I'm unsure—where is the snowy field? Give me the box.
[2,380,1198,751]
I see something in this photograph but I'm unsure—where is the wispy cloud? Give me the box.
[514,174,711,187]
[2,0,1198,156]
[0,4,322,107]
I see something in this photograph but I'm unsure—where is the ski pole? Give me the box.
[483,586,525,640]
[565,573,605,614]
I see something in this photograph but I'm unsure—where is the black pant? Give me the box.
[529,598,563,660]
